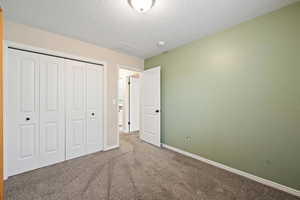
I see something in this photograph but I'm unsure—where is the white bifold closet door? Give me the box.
[65,61,86,160]
[7,49,40,176]
[7,50,65,176]
[39,55,65,167]
[86,63,104,154]
[65,61,103,160]
[7,48,104,176]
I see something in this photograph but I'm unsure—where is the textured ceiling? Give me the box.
[1,0,298,58]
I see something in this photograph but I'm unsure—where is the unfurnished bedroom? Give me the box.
[0,0,299,200]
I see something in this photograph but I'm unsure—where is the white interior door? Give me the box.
[65,60,86,160]
[129,76,140,132]
[86,63,104,154]
[141,67,161,147]
[39,55,65,167]
[7,49,40,176]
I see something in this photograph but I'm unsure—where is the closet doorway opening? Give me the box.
[118,67,141,137]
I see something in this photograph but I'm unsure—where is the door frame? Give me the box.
[117,65,143,146]
[3,41,108,179]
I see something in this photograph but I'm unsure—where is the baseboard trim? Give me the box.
[162,144,300,197]
[104,145,119,151]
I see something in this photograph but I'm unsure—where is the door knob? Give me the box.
[91,113,95,116]
[26,117,30,121]
[155,110,160,113]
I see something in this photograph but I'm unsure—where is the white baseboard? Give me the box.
[162,144,300,198]
[104,145,119,151]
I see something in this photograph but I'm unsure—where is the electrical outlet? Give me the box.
[265,160,272,165]
[185,136,192,144]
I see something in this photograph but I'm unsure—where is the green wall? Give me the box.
[145,2,300,190]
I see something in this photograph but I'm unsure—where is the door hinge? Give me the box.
[128,121,131,125]
[128,81,131,85]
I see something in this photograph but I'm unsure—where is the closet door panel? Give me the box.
[7,50,40,176]
[65,61,86,160]
[86,64,103,154]
[39,55,65,167]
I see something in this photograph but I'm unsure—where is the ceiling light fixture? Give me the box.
[157,41,165,47]
[128,0,155,13]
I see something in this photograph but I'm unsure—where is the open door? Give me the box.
[140,67,161,147]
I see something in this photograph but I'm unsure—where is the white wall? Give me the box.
[4,20,144,148]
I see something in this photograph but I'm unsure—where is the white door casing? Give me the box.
[7,49,40,176]
[141,67,161,147]
[86,63,104,154]
[39,55,65,167]
[65,60,87,160]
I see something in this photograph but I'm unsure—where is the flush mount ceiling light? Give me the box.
[157,41,166,47]
[128,0,156,13]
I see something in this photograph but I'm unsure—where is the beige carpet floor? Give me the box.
[5,133,299,200]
